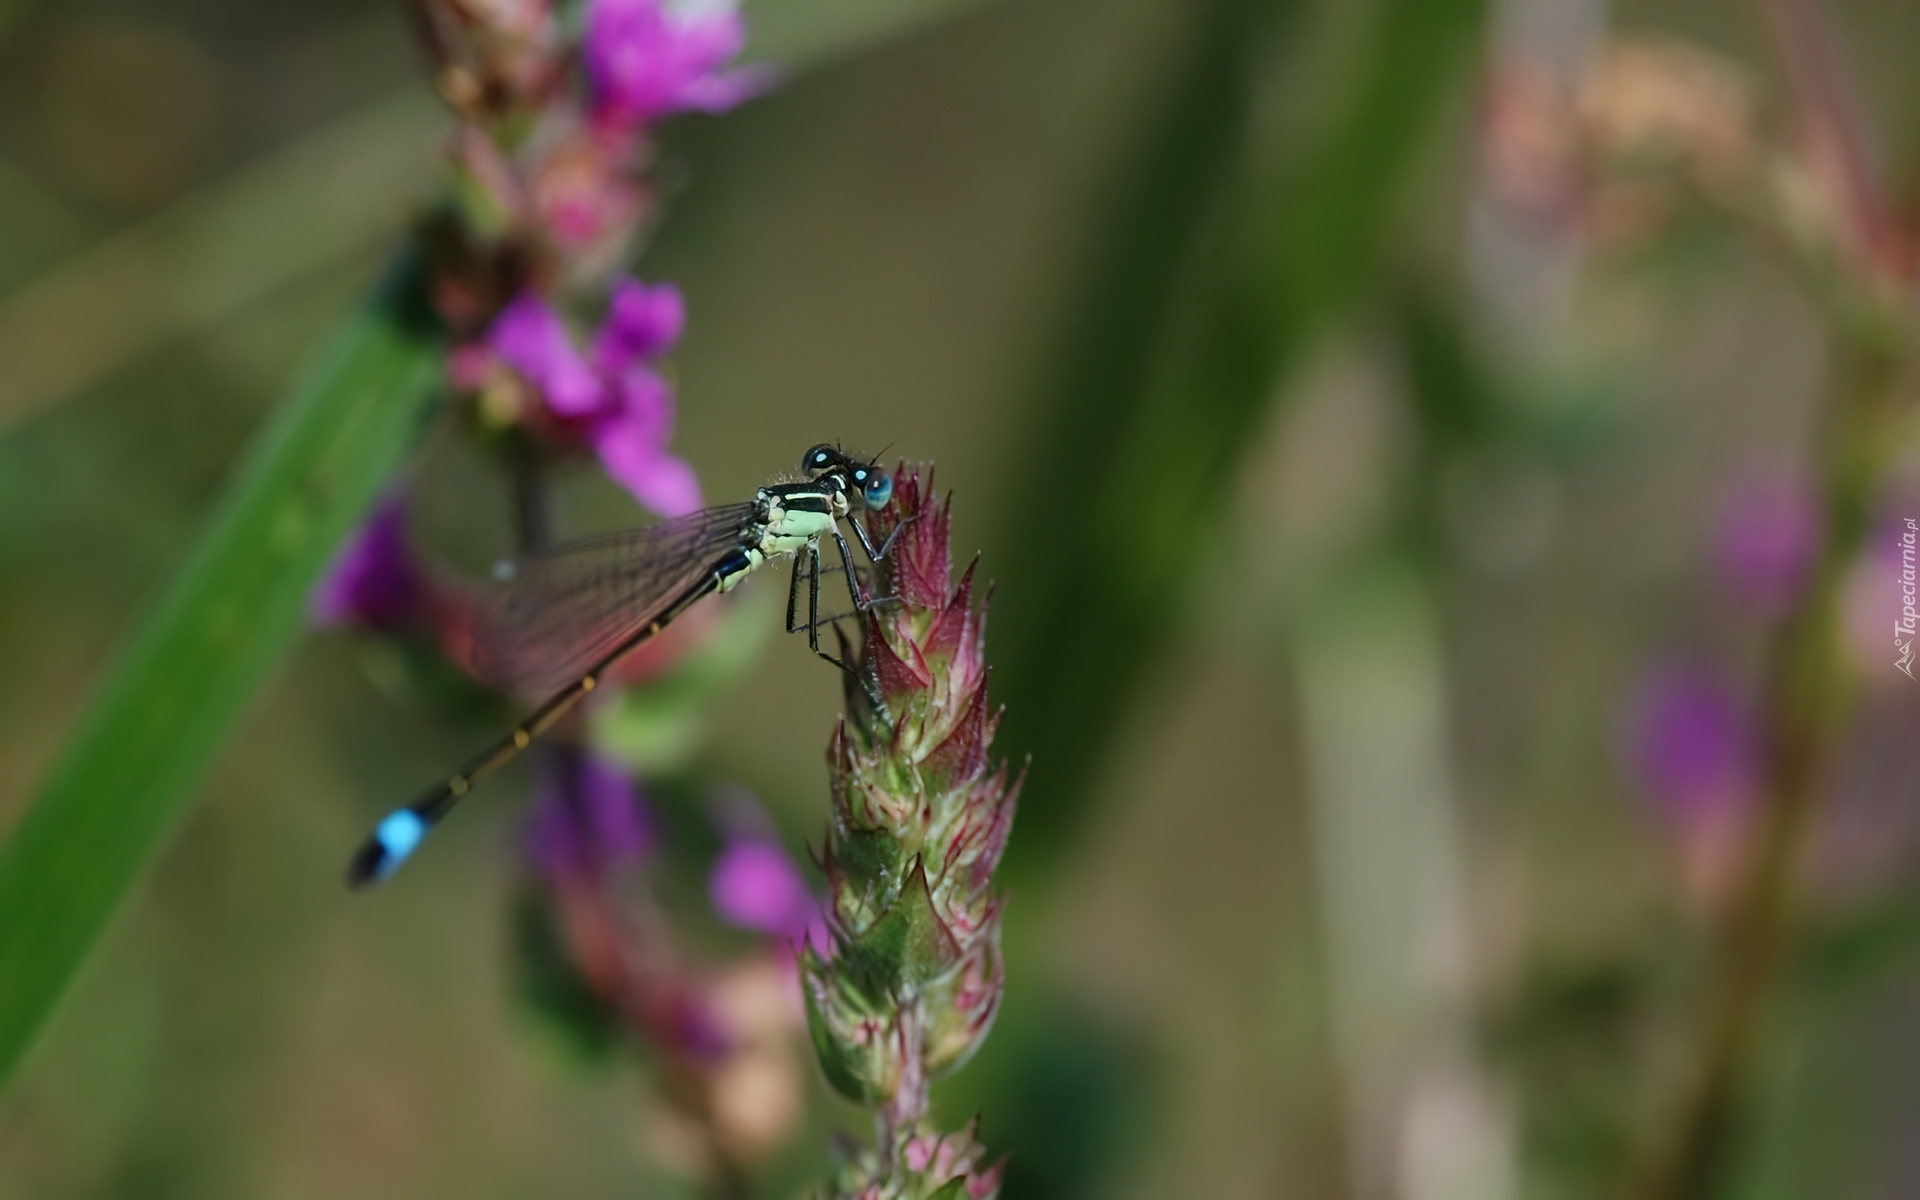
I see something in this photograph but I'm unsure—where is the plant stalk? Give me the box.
[1635,328,1908,1199]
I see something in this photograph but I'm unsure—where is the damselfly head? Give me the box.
[800,444,895,510]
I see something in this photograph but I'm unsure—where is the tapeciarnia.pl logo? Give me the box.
[1898,517,1918,680]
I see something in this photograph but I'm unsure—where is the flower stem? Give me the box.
[878,1003,928,1139]
[508,435,556,554]
[1635,328,1907,1199]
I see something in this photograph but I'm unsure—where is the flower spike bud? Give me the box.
[825,1112,1007,1200]
[811,463,1009,1199]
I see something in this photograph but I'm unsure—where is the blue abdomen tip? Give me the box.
[373,810,428,876]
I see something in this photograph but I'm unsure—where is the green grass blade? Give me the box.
[994,0,1487,880]
[0,254,442,1087]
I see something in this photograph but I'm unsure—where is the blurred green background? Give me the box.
[4,0,1920,1196]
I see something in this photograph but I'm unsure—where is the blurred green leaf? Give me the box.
[0,255,442,1088]
[743,0,1001,68]
[1796,890,1920,994]
[933,989,1155,1200]
[1485,954,1661,1194]
[988,0,1288,878]
[994,0,1488,879]
[510,889,622,1067]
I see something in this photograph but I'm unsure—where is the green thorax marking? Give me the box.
[757,479,846,556]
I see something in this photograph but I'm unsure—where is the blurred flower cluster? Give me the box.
[1470,18,1920,1194]
[1478,32,1920,928]
[803,467,1013,1199]
[1481,35,1913,289]
[1480,39,1758,250]
[1619,657,1760,907]
[319,0,773,636]
[1615,465,1920,914]
[414,0,766,515]
[517,750,824,1180]
[1613,459,1823,907]
[311,0,830,1188]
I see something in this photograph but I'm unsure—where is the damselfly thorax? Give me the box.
[712,477,853,591]
[346,443,901,888]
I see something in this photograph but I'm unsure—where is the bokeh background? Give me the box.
[4,0,1920,1197]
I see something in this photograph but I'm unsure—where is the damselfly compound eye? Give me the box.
[863,472,893,510]
[802,444,838,476]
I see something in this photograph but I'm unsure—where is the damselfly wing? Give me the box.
[470,503,757,695]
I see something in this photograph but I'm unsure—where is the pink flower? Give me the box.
[528,132,650,256]
[592,274,684,367]
[1617,659,1771,909]
[490,292,602,416]
[311,493,428,631]
[582,0,772,129]
[1617,661,1758,824]
[481,280,702,516]
[710,835,826,948]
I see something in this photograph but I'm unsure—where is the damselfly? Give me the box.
[345,443,901,888]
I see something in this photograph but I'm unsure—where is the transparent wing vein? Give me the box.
[468,503,754,694]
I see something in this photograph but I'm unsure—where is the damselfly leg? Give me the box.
[782,548,884,630]
[794,543,891,715]
[783,510,917,659]
[846,506,914,564]
[794,543,867,664]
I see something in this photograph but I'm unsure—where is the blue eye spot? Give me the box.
[863,474,893,510]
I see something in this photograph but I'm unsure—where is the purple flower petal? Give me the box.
[596,437,704,518]
[483,283,705,517]
[710,836,823,944]
[609,364,674,442]
[311,493,425,630]
[590,370,702,516]
[523,751,656,880]
[1618,661,1758,823]
[583,0,762,126]
[488,292,603,418]
[592,278,684,373]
